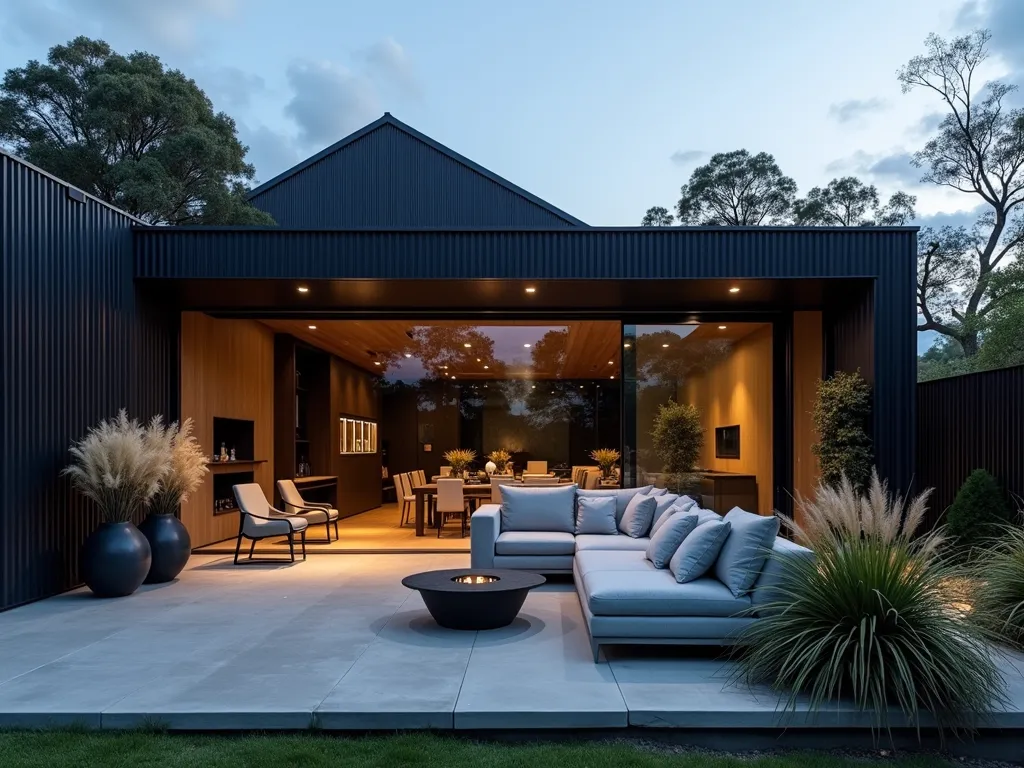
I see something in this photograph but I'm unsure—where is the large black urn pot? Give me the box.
[139,512,192,583]
[81,521,152,597]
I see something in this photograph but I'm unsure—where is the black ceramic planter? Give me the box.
[139,512,192,583]
[81,521,152,597]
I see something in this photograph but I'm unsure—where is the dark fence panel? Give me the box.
[917,365,1024,527]
[1,152,179,611]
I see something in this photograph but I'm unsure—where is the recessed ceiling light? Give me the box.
[404,353,412,358]
[297,286,309,294]
[373,361,380,366]
[623,343,631,349]
[531,385,536,389]
[662,343,670,348]
[464,343,472,348]
[525,286,536,293]
[443,365,449,370]
[610,375,615,379]
[524,343,531,348]
[483,365,489,370]
[450,375,456,380]
[476,358,481,362]
[719,325,727,330]
[308,325,317,330]
[729,286,741,294]
[579,385,584,389]
[607,360,613,365]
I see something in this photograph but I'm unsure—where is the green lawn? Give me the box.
[0,731,962,767]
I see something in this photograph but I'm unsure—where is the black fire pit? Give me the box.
[402,569,546,630]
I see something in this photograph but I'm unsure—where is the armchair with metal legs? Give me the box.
[232,483,308,564]
[276,479,339,543]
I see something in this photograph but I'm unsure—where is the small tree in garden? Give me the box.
[651,401,704,492]
[812,370,873,489]
[946,469,1011,558]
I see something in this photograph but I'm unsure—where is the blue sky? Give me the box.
[3,0,1023,352]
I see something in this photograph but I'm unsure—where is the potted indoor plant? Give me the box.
[589,448,621,480]
[486,449,511,475]
[64,410,163,597]
[443,448,476,478]
[140,417,207,583]
[651,400,704,495]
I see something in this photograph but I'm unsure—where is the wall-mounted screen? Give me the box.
[715,425,740,459]
[340,416,377,454]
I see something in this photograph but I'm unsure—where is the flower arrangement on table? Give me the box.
[486,449,511,474]
[589,448,621,479]
[443,448,477,477]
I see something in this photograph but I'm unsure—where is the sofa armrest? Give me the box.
[750,536,814,614]
[470,504,501,569]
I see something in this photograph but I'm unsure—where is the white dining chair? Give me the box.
[436,478,470,538]
[581,469,600,490]
[276,479,339,543]
[232,483,308,564]
[490,475,515,503]
[396,472,416,526]
[525,461,548,475]
[439,466,452,477]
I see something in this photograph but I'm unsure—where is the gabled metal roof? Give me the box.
[246,113,585,228]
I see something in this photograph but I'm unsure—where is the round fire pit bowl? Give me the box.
[402,569,546,630]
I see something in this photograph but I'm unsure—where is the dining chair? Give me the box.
[582,469,600,490]
[439,466,452,477]
[525,460,548,475]
[276,479,339,542]
[523,475,561,486]
[436,478,471,537]
[490,475,515,503]
[396,472,415,526]
[232,483,308,564]
[414,469,426,487]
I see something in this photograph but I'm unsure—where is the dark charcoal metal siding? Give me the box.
[249,123,580,228]
[1,153,179,611]
[917,365,1024,527]
[135,225,918,496]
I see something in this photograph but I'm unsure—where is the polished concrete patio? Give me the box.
[2,553,1024,732]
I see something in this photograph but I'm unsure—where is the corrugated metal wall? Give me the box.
[249,122,581,228]
[917,365,1024,527]
[1,152,179,611]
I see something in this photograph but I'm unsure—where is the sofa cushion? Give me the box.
[576,485,653,523]
[648,493,682,534]
[499,484,576,533]
[495,531,576,556]
[645,512,700,568]
[618,494,657,538]
[582,567,751,617]
[574,549,651,576]
[670,520,732,583]
[647,487,669,497]
[575,534,650,552]
[575,495,618,535]
[714,507,782,597]
[695,508,723,525]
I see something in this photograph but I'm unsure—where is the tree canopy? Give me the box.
[640,206,674,226]
[0,36,274,225]
[793,177,917,227]
[674,150,797,226]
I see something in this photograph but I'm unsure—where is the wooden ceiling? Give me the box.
[260,320,623,379]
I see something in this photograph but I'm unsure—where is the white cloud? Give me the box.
[826,149,922,186]
[359,37,420,97]
[828,97,888,124]
[669,149,706,166]
[284,60,380,148]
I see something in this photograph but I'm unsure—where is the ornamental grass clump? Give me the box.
[589,448,620,476]
[736,470,1004,737]
[63,410,166,523]
[145,417,208,516]
[443,448,476,476]
[971,519,1024,650]
[486,449,511,473]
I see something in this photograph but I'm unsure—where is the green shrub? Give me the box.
[811,370,872,489]
[946,469,1011,557]
[972,521,1024,650]
[737,472,1005,736]
[651,400,704,492]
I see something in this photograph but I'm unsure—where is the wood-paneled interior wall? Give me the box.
[681,325,773,515]
[328,356,382,517]
[792,311,823,508]
[180,313,275,546]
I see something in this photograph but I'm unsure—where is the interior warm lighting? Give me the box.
[607,360,613,364]
[525,287,536,294]
[719,325,727,330]
[452,574,500,584]
[531,385,536,389]
[373,361,381,366]
[662,343,670,348]
[464,343,472,348]
[476,358,481,362]
[483,365,489,369]
[450,375,456,380]
[308,325,317,330]
[297,286,309,293]
[610,375,615,379]
[729,286,741,294]
[404,353,412,358]
[443,365,449,370]
[623,343,631,348]
[523,343,531,348]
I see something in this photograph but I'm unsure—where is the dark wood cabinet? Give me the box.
[699,472,758,515]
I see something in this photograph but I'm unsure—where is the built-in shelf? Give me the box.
[206,459,268,467]
[340,415,377,454]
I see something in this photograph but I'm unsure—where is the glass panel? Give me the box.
[629,322,773,513]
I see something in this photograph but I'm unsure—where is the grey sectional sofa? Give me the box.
[469,486,812,662]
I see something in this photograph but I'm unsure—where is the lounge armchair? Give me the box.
[232,483,308,564]
[277,479,339,542]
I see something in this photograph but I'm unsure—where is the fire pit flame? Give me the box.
[452,574,500,585]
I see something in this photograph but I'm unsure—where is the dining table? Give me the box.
[411,482,495,536]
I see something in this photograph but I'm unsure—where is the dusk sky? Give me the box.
[3,0,1023,352]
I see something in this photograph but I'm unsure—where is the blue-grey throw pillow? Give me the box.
[713,507,781,597]
[694,508,722,525]
[645,512,699,568]
[576,485,653,523]
[575,495,618,535]
[669,520,732,583]
[647,487,669,497]
[648,493,682,535]
[499,484,577,533]
[618,494,657,538]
